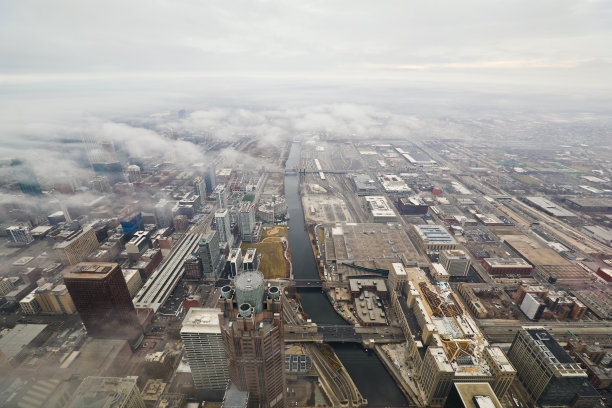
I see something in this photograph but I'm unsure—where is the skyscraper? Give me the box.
[508,327,588,406]
[218,271,286,408]
[63,262,143,347]
[215,209,233,245]
[200,230,220,277]
[215,184,227,209]
[180,308,229,400]
[194,176,206,203]
[239,202,260,242]
[204,165,216,194]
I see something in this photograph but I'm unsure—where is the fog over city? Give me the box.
[1,2,612,408]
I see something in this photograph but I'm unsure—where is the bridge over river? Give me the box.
[284,324,404,344]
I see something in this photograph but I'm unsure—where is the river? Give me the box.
[284,142,407,406]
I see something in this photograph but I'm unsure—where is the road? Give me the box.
[479,319,612,344]
[305,343,366,407]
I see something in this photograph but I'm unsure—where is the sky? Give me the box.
[0,0,611,175]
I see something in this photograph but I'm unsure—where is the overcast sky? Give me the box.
[1,1,611,135]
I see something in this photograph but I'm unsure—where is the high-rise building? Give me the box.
[507,327,588,406]
[439,249,471,277]
[419,347,455,406]
[239,202,260,243]
[205,165,217,194]
[180,308,229,400]
[228,248,243,277]
[35,283,76,314]
[67,376,146,408]
[194,176,206,203]
[443,383,503,408]
[215,209,233,245]
[127,165,142,182]
[200,231,220,278]
[6,225,34,245]
[63,262,143,347]
[53,226,100,265]
[120,212,144,240]
[215,185,227,209]
[184,254,204,279]
[218,271,286,408]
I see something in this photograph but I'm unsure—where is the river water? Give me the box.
[284,142,407,406]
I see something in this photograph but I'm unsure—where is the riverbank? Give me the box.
[374,344,422,407]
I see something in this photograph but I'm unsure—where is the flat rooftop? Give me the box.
[524,328,576,365]
[500,234,569,266]
[525,196,576,218]
[181,308,221,335]
[64,262,119,280]
[364,196,396,218]
[68,376,139,408]
[413,224,457,245]
[324,223,423,265]
[0,324,48,359]
[354,290,387,325]
[453,383,502,408]
[483,258,532,267]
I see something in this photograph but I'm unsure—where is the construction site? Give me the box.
[393,266,516,406]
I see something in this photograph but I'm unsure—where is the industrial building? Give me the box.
[564,197,612,213]
[364,196,396,221]
[324,223,425,277]
[378,174,411,193]
[412,225,458,252]
[218,272,286,408]
[523,196,577,218]
[181,308,229,400]
[396,196,429,215]
[582,225,612,246]
[507,327,588,406]
[481,258,533,276]
[351,174,378,193]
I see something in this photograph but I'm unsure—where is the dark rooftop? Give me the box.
[525,328,574,364]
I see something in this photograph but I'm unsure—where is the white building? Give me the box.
[239,202,261,242]
[180,308,229,397]
[364,196,396,222]
[6,226,34,245]
[215,184,227,209]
